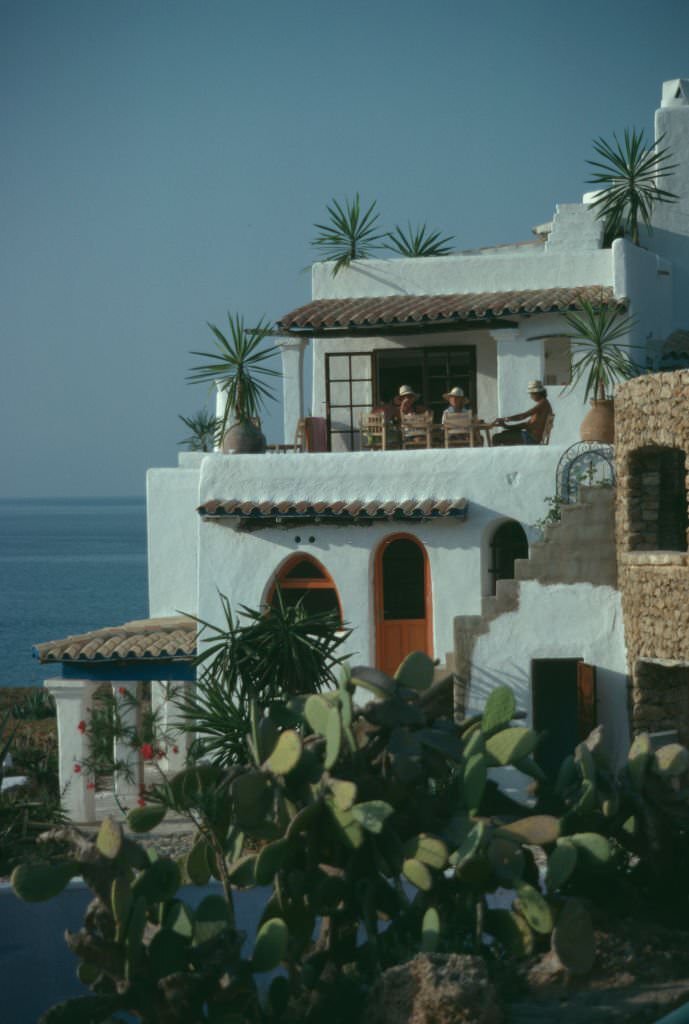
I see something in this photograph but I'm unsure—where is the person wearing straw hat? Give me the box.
[396,383,422,416]
[441,386,471,423]
[492,380,552,446]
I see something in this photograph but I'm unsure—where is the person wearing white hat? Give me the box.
[397,384,421,416]
[492,380,553,446]
[441,386,471,423]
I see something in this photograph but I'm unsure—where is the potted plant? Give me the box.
[562,299,639,443]
[187,313,280,454]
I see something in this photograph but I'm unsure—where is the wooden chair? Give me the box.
[401,411,433,450]
[442,411,474,448]
[540,413,555,445]
[360,412,401,451]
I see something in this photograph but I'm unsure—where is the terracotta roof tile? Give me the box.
[34,616,196,665]
[197,499,468,521]
[277,287,624,333]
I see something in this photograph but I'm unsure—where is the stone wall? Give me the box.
[615,371,689,736]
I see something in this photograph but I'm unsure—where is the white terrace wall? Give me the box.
[195,447,562,669]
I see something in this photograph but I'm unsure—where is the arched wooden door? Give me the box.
[375,535,432,677]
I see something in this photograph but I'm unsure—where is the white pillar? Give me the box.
[111,682,143,803]
[277,336,307,445]
[491,328,544,417]
[44,679,96,823]
[151,680,193,774]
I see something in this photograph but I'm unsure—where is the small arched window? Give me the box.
[268,556,342,622]
[489,521,528,595]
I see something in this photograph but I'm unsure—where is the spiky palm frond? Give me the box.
[187,314,280,436]
[176,593,349,766]
[587,128,678,245]
[178,409,221,451]
[312,193,384,274]
[562,300,640,401]
[383,222,454,257]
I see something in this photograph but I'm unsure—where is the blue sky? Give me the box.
[2,0,688,497]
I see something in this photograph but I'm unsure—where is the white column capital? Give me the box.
[275,334,308,354]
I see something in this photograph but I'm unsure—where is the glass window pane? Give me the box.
[350,354,372,380]
[351,380,372,406]
[328,355,350,380]
[382,539,425,619]
[329,381,351,405]
[283,559,326,580]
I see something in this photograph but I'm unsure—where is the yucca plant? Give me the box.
[177,408,221,451]
[178,592,349,766]
[312,193,384,274]
[187,313,280,442]
[587,128,678,246]
[384,222,454,257]
[562,300,639,401]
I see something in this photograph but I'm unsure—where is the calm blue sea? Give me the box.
[0,498,147,688]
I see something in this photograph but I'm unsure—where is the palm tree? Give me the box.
[562,300,639,401]
[586,128,678,245]
[312,194,384,274]
[383,222,454,257]
[187,314,280,453]
[177,409,220,451]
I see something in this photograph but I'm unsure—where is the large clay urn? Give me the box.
[222,419,267,453]
[580,399,615,444]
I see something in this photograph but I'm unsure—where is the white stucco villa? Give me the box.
[37,80,689,820]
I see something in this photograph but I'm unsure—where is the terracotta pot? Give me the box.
[580,399,615,444]
[221,419,267,454]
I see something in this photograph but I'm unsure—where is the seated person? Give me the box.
[492,381,552,446]
[397,384,424,416]
[441,386,472,422]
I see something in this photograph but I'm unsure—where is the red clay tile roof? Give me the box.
[34,616,196,664]
[277,287,624,333]
[198,499,468,521]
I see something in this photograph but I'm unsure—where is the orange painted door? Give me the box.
[376,536,432,677]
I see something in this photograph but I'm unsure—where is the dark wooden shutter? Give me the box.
[576,661,597,740]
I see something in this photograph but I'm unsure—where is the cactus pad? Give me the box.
[402,857,432,891]
[252,917,288,972]
[96,816,123,860]
[11,860,77,902]
[514,881,553,934]
[351,800,394,834]
[481,685,516,735]
[420,906,440,952]
[264,729,303,775]
[394,650,435,691]
[127,803,167,833]
[485,727,539,766]
[551,898,595,975]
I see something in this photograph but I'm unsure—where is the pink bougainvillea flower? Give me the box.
[77,720,87,733]
[137,797,146,807]
[118,687,127,696]
[140,742,154,760]
[73,763,82,773]
[155,749,165,760]
[86,782,96,790]
[172,745,179,755]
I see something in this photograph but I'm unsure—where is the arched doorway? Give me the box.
[268,555,342,622]
[375,535,432,677]
[488,520,529,595]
